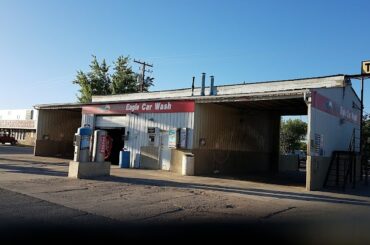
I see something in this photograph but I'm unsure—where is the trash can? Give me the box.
[182,153,194,176]
[119,149,130,168]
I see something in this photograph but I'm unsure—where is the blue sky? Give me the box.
[0,0,369,114]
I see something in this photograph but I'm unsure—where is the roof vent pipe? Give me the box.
[209,76,214,96]
[191,76,195,96]
[201,73,206,96]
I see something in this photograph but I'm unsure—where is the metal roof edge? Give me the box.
[92,74,346,100]
[35,74,347,109]
[194,90,306,103]
[35,89,307,110]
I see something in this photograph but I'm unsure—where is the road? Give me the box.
[0,145,370,243]
[0,144,34,154]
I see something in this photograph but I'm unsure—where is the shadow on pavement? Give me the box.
[0,157,69,166]
[201,171,306,187]
[323,185,370,198]
[0,145,34,154]
[93,175,370,207]
[0,163,67,177]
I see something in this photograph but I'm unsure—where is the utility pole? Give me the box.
[134,59,153,92]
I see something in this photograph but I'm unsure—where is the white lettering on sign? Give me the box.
[123,102,173,112]
[82,101,194,114]
[312,91,360,124]
[125,104,140,112]
[99,135,106,153]
[141,103,152,111]
[155,102,172,110]
[340,106,359,123]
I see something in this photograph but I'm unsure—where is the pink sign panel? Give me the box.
[311,91,360,124]
[82,100,195,115]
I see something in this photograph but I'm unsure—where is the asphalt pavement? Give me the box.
[1,145,370,243]
[0,144,34,154]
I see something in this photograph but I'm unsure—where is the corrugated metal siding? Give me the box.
[126,112,194,168]
[37,109,82,141]
[81,114,95,128]
[193,103,274,152]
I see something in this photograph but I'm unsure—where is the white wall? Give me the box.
[0,109,37,120]
[308,86,361,157]
[81,114,95,128]
[126,112,194,168]
[82,112,194,168]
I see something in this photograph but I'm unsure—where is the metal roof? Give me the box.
[92,74,346,103]
[33,103,84,110]
[34,74,347,109]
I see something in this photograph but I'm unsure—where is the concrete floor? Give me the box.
[1,145,370,243]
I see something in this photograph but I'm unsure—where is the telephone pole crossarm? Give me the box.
[134,59,153,92]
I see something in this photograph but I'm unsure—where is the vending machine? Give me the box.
[73,126,93,162]
[179,128,188,149]
[147,127,160,147]
[92,130,111,163]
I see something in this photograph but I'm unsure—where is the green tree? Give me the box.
[280,119,307,153]
[136,74,155,92]
[73,71,91,103]
[111,56,137,94]
[88,56,111,96]
[73,56,111,103]
[73,55,153,103]
[142,76,154,92]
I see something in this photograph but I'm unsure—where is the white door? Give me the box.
[95,115,128,128]
[159,131,171,171]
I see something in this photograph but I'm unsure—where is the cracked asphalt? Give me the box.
[1,145,370,243]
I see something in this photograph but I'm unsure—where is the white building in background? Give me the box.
[0,109,38,145]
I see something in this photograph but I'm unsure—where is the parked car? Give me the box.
[285,150,306,160]
[293,150,306,161]
[0,133,17,145]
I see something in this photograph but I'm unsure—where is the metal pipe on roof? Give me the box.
[210,76,215,96]
[303,90,311,105]
[192,76,195,96]
[201,73,206,96]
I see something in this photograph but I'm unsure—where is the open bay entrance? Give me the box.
[94,127,125,165]
[95,115,127,165]
[193,96,308,187]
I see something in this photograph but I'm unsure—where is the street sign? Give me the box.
[362,60,370,75]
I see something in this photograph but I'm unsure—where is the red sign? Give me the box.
[311,91,360,124]
[82,101,195,115]
[99,135,106,153]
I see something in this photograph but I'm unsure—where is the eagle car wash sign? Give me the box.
[362,60,370,75]
[82,101,195,115]
[311,91,360,124]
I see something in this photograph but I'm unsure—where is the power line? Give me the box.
[134,59,153,92]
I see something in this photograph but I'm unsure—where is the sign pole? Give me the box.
[361,76,367,185]
[361,60,369,185]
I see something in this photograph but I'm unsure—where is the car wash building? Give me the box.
[34,74,362,191]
